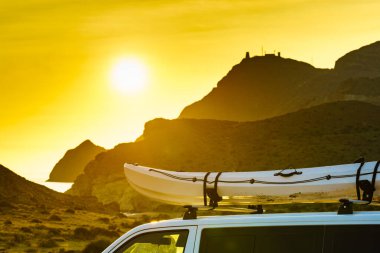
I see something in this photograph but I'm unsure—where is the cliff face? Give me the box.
[48,140,105,182]
[179,41,380,121]
[69,101,380,211]
[0,164,111,211]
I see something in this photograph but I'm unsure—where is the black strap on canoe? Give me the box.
[355,160,366,200]
[203,172,211,206]
[356,161,379,204]
[202,172,223,208]
[206,172,223,209]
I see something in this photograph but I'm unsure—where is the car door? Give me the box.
[104,226,197,253]
[196,225,324,253]
[323,225,380,253]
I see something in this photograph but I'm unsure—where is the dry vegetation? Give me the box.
[0,204,179,253]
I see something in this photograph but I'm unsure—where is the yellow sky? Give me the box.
[1,0,380,180]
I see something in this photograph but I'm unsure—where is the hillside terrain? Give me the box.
[0,164,178,252]
[180,41,380,121]
[0,164,114,212]
[60,41,380,211]
[48,140,105,182]
[69,101,380,210]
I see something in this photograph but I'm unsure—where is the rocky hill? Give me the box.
[48,140,105,182]
[0,164,116,212]
[69,101,380,210]
[335,41,380,78]
[179,41,380,121]
[65,41,380,211]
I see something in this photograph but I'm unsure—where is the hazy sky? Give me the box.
[1,0,380,180]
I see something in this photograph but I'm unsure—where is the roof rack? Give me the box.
[184,198,380,219]
[336,159,380,215]
[183,205,264,220]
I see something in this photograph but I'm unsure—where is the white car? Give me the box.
[103,210,380,253]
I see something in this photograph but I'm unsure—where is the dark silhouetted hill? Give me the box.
[48,140,105,182]
[179,41,380,121]
[69,101,380,211]
[0,164,115,212]
[180,55,326,121]
[335,41,380,78]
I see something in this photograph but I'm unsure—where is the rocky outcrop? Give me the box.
[48,140,105,182]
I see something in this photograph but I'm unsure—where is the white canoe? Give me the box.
[124,161,380,206]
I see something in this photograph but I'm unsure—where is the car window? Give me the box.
[115,230,189,253]
[199,226,323,253]
[324,225,380,253]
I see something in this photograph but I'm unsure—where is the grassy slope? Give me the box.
[69,101,380,211]
[0,164,118,214]
[0,204,177,252]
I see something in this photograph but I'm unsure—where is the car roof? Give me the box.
[134,211,380,231]
[104,211,380,252]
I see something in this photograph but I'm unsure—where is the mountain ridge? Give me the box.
[68,101,380,210]
[179,41,380,121]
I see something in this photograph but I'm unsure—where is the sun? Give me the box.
[110,58,148,93]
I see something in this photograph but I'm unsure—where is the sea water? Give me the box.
[31,179,73,193]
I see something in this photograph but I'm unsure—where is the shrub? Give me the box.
[116,213,127,218]
[20,227,32,233]
[34,225,47,230]
[13,233,26,243]
[31,218,42,223]
[40,210,50,215]
[156,214,171,220]
[73,226,119,240]
[65,208,75,214]
[25,248,37,253]
[48,228,61,236]
[90,227,118,238]
[97,217,110,224]
[4,220,12,225]
[130,220,143,228]
[39,238,58,248]
[59,249,79,253]
[108,224,117,230]
[49,214,62,221]
[121,222,130,228]
[39,206,50,214]
[103,201,120,212]
[0,201,14,210]
[141,215,150,223]
[73,227,93,240]
[82,239,111,253]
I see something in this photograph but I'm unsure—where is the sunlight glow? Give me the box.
[110,58,148,93]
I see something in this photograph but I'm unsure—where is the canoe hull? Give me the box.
[124,162,380,206]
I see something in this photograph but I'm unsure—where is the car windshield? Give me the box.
[116,230,188,253]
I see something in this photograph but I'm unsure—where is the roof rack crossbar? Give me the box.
[183,205,198,220]
[338,199,353,215]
